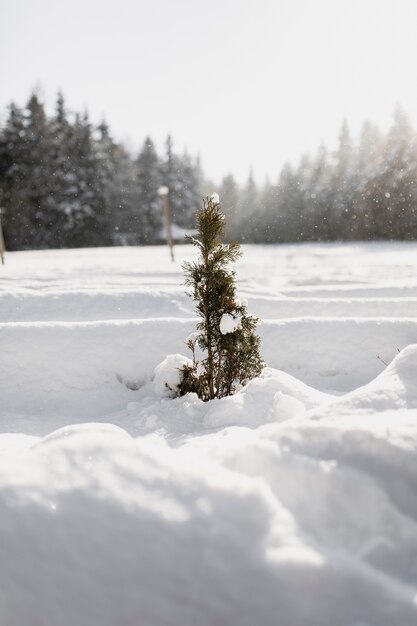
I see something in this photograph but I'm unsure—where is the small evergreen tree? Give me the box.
[178,194,264,401]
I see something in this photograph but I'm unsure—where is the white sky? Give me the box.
[2,0,417,184]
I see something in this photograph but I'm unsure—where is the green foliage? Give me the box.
[178,195,264,401]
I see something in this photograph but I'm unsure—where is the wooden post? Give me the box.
[0,190,5,265]
[158,186,174,262]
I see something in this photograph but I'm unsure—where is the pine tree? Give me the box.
[219,174,240,240]
[239,170,258,242]
[309,145,333,241]
[178,194,264,401]
[135,137,162,244]
[0,93,56,249]
[355,121,383,239]
[0,102,31,249]
[330,119,355,239]
[256,177,277,243]
[44,92,74,248]
[374,106,417,239]
[275,162,303,242]
[108,143,139,242]
[295,155,312,240]
[63,112,112,247]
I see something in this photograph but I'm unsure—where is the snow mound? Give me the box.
[261,317,417,392]
[203,369,329,429]
[1,423,417,625]
[0,427,315,626]
[119,367,331,437]
[387,344,417,402]
[314,344,417,419]
[34,422,131,447]
[154,353,192,397]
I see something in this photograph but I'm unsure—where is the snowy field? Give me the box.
[1,241,417,626]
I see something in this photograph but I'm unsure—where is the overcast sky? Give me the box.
[2,0,417,183]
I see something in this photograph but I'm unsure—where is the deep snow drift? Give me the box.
[1,242,417,626]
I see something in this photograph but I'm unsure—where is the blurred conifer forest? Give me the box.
[1,91,417,249]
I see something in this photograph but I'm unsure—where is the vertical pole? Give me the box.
[0,190,5,265]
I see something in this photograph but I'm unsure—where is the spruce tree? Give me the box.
[308,145,332,241]
[23,93,52,248]
[0,102,31,249]
[375,107,417,239]
[135,137,162,244]
[219,174,240,240]
[330,119,355,239]
[108,143,138,241]
[64,112,111,247]
[239,170,258,242]
[178,194,264,401]
[45,92,73,248]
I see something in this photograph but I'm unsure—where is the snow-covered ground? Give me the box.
[1,241,417,625]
